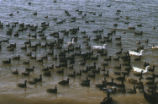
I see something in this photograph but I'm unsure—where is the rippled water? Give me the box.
[0,0,158,104]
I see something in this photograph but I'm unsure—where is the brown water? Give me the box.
[0,94,149,104]
[0,0,158,103]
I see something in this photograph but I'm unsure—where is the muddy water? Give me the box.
[0,0,158,103]
[0,94,148,104]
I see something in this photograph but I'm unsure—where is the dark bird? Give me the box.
[58,78,69,85]
[17,80,27,88]
[47,85,57,94]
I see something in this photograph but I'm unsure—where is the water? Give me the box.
[0,0,158,104]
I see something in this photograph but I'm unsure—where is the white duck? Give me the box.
[133,65,150,73]
[128,50,144,56]
[67,38,75,46]
[92,44,107,50]
[152,45,158,49]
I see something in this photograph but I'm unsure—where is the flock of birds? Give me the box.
[0,0,158,104]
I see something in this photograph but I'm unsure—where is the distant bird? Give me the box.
[47,85,57,94]
[92,44,107,50]
[34,74,42,83]
[67,38,75,46]
[128,50,143,56]
[152,45,158,49]
[2,58,11,64]
[17,80,27,88]
[28,80,36,85]
[12,69,19,75]
[81,78,90,87]
[133,65,150,73]
[58,78,69,85]
[22,71,30,76]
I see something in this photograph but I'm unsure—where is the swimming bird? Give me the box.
[81,78,90,87]
[12,69,19,75]
[22,71,30,76]
[152,45,158,49]
[133,65,150,73]
[34,74,42,83]
[17,80,27,88]
[47,85,57,94]
[128,50,144,56]
[92,44,107,50]
[58,78,69,85]
[28,80,37,85]
[67,38,75,46]
[2,58,11,64]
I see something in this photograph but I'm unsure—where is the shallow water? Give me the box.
[0,94,149,104]
[0,0,158,104]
